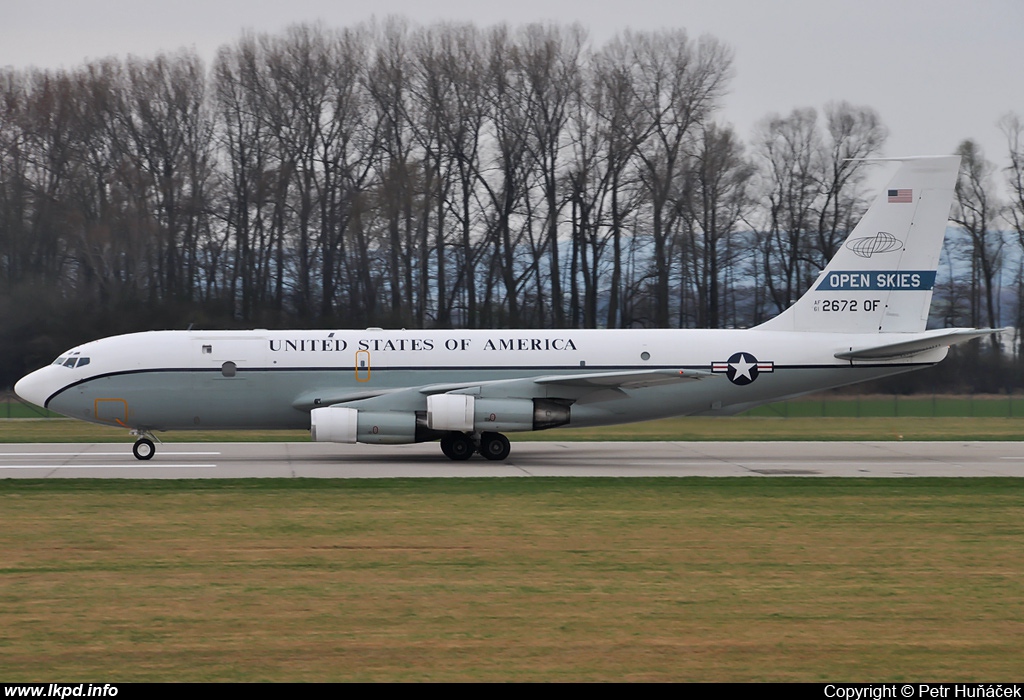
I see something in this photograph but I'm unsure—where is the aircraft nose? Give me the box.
[14,367,52,408]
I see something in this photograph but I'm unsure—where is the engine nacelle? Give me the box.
[473,399,540,432]
[427,394,570,433]
[311,406,432,444]
[426,394,474,432]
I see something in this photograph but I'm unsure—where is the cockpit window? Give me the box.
[53,355,90,368]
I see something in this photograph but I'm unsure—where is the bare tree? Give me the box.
[629,30,733,327]
[213,35,282,319]
[813,102,887,266]
[1004,113,1024,243]
[517,23,585,327]
[432,25,490,327]
[951,139,1004,338]
[753,107,822,317]
[586,38,650,328]
[1001,113,1024,355]
[681,122,753,328]
[473,25,537,326]
[751,103,885,322]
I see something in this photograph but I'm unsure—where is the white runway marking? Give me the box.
[0,464,218,469]
[0,451,221,457]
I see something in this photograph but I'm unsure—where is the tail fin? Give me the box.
[756,155,960,333]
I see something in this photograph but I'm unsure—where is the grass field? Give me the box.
[1,478,1022,682]
[745,394,1024,418]
[0,402,60,419]
[4,396,1023,681]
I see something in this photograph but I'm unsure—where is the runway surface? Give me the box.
[1,441,1023,478]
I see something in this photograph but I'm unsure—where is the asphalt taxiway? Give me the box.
[1,441,1023,478]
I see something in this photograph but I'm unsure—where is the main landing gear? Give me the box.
[439,431,511,461]
[131,430,159,461]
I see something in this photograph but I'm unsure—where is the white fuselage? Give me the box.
[15,327,945,434]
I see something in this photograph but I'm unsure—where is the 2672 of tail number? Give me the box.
[814,299,881,312]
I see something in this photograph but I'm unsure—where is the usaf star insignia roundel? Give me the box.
[711,352,775,386]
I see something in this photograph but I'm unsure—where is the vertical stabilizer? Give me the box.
[756,156,960,333]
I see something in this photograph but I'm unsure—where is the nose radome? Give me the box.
[14,368,51,408]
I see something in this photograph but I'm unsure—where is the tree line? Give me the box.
[2,19,1023,387]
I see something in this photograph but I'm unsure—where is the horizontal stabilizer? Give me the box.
[834,328,1005,361]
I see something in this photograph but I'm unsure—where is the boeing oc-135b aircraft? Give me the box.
[15,156,999,461]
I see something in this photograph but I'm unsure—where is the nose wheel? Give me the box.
[132,438,155,460]
[130,430,159,460]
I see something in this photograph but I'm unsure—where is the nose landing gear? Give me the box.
[130,430,159,460]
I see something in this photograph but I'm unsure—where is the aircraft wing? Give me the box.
[533,368,713,388]
[834,328,1006,361]
[295,368,716,412]
[291,387,405,411]
[423,368,717,411]
[528,368,716,405]
[414,368,713,395]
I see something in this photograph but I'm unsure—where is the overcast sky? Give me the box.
[2,0,1022,169]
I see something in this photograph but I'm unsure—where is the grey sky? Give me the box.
[2,0,1021,168]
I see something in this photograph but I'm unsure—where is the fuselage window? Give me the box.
[221,361,237,378]
[202,345,213,354]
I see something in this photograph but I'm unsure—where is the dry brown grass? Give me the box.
[1,479,1022,681]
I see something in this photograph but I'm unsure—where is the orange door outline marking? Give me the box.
[94,398,128,425]
[355,349,371,382]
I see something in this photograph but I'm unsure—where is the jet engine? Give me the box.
[426,394,570,433]
[311,407,438,444]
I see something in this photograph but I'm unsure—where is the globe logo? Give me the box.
[845,231,902,258]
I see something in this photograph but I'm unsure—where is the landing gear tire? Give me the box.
[479,432,511,461]
[441,433,474,461]
[133,438,156,461]
[439,433,456,459]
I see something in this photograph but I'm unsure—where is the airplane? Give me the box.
[14,155,1001,462]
